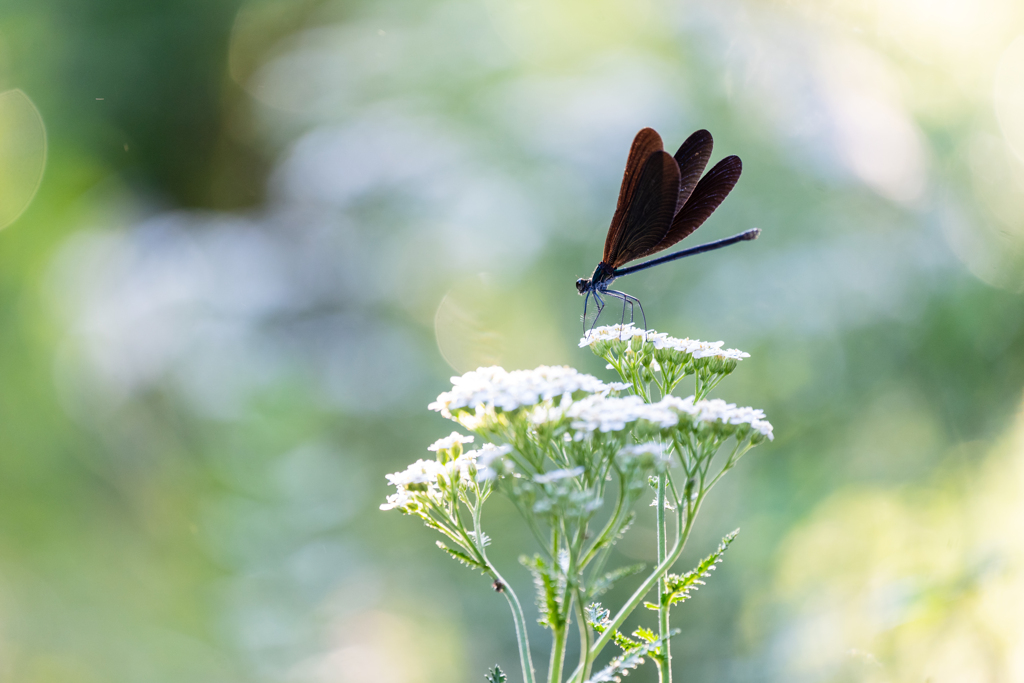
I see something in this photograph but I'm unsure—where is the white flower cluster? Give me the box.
[428,365,622,418]
[651,335,749,361]
[662,395,774,440]
[428,431,474,451]
[518,393,773,442]
[565,394,679,437]
[578,323,648,347]
[381,443,510,510]
[385,459,443,488]
[579,325,749,362]
[381,459,444,510]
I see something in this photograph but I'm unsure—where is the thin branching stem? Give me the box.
[581,478,626,570]
[572,587,593,682]
[656,472,671,683]
[567,491,703,683]
[474,503,537,683]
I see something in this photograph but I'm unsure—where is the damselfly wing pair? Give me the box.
[577,128,759,332]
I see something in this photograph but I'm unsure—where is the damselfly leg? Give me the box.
[603,289,647,339]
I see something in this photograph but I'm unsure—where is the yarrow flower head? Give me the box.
[662,395,774,442]
[564,394,680,439]
[385,458,445,489]
[581,327,750,398]
[578,323,649,348]
[382,441,510,511]
[580,325,748,361]
[380,459,445,511]
[428,432,475,452]
[428,365,623,423]
[651,336,749,361]
[427,431,475,461]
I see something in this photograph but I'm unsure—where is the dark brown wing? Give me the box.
[603,128,665,263]
[640,154,742,258]
[605,150,681,269]
[673,129,714,213]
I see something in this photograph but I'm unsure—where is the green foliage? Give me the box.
[632,626,657,644]
[585,602,641,651]
[521,554,566,630]
[646,530,739,610]
[585,629,680,683]
[436,541,486,572]
[484,664,507,683]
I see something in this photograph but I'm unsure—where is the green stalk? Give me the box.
[548,625,567,683]
[573,588,593,682]
[567,491,705,683]
[580,479,626,569]
[474,506,537,683]
[590,511,690,657]
[656,473,671,683]
[498,573,538,683]
[548,524,569,683]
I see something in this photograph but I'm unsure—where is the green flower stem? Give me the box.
[656,473,671,683]
[566,501,697,683]
[666,473,681,510]
[580,480,626,570]
[548,625,567,683]
[499,575,538,683]
[474,505,537,683]
[706,441,753,491]
[573,588,593,682]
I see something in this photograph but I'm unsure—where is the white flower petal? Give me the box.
[429,365,617,417]
[427,431,475,451]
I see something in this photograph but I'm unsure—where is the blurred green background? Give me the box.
[2,0,1024,681]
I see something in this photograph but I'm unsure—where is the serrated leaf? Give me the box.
[436,542,486,571]
[485,664,507,683]
[662,529,738,608]
[468,530,492,548]
[632,627,656,643]
[585,602,639,651]
[520,554,565,630]
[611,631,640,651]
[585,630,680,683]
[585,602,612,631]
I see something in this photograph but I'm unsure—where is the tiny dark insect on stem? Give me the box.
[576,128,760,335]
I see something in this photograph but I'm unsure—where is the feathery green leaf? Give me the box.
[585,630,680,682]
[659,529,738,608]
[521,554,565,629]
[436,541,486,571]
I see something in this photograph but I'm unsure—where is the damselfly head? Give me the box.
[575,278,590,295]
